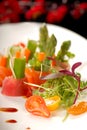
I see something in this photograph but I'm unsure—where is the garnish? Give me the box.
[33,62,87,108]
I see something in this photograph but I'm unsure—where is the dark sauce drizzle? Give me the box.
[6,119,17,123]
[0,107,18,124]
[0,107,18,112]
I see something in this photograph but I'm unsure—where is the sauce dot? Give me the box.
[6,119,17,123]
[26,127,31,130]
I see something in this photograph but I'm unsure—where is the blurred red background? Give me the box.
[0,0,87,38]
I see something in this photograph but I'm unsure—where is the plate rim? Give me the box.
[0,21,87,41]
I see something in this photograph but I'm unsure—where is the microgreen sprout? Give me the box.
[59,62,87,104]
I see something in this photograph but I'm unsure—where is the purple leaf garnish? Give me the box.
[71,62,82,74]
[59,70,73,76]
[59,62,83,104]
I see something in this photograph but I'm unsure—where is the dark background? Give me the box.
[52,0,87,38]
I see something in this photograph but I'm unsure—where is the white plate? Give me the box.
[0,22,87,130]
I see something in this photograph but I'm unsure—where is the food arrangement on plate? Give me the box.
[0,24,87,121]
